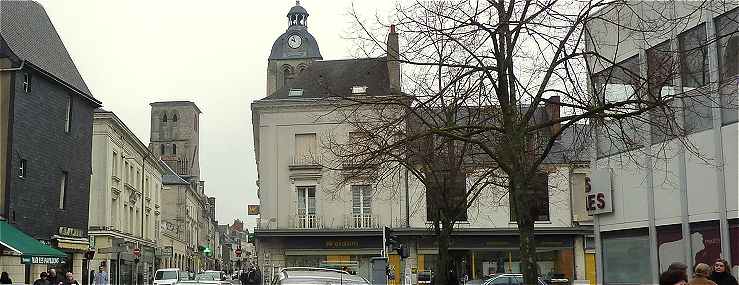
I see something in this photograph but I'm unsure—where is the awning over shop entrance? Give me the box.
[0,221,67,264]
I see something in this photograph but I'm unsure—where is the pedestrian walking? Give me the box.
[0,272,12,284]
[33,272,50,285]
[47,269,59,285]
[689,263,718,285]
[93,266,109,285]
[710,259,739,285]
[241,265,261,285]
[669,262,691,283]
[661,269,688,285]
[59,272,80,285]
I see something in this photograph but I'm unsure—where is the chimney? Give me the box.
[546,96,561,136]
[387,25,401,95]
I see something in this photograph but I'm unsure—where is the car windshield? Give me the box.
[155,271,178,280]
[195,272,219,281]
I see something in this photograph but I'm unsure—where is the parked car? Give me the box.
[176,271,230,285]
[154,268,183,285]
[417,270,432,285]
[272,267,370,285]
[482,274,548,285]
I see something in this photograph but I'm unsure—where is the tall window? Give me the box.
[172,144,177,155]
[173,113,178,122]
[297,186,317,228]
[112,152,118,177]
[64,94,72,133]
[162,113,168,122]
[510,172,549,222]
[160,145,165,155]
[23,73,31,93]
[717,8,739,124]
[294,133,317,164]
[679,23,709,89]
[351,185,372,228]
[59,172,68,209]
[112,197,118,229]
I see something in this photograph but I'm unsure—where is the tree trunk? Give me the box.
[514,179,539,285]
[434,223,456,285]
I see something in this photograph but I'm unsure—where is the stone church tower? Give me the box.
[149,101,202,182]
[265,1,322,96]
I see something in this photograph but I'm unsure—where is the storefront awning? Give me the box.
[0,221,67,264]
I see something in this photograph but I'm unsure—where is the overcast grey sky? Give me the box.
[36,0,395,228]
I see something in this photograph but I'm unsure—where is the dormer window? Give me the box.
[289,88,304,97]
[351,86,368,94]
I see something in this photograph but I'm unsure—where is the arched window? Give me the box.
[173,113,178,122]
[172,144,177,155]
[283,68,291,87]
[160,145,165,155]
[162,113,168,122]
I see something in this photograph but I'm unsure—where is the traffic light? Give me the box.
[396,244,410,259]
[384,227,400,249]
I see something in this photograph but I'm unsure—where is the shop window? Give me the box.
[716,8,739,125]
[657,224,684,272]
[510,172,549,222]
[602,229,652,284]
[679,23,709,89]
[690,220,722,266]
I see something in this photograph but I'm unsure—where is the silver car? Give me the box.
[482,274,548,285]
[272,267,370,285]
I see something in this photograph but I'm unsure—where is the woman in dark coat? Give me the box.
[710,259,739,285]
[0,272,12,284]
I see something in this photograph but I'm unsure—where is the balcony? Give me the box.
[289,214,322,229]
[345,214,378,229]
[289,154,321,170]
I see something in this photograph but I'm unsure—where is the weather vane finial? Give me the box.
[296,0,300,5]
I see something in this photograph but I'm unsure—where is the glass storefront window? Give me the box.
[657,225,684,272]
[690,221,722,266]
[472,249,574,281]
[602,230,651,284]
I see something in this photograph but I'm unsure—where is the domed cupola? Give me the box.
[269,1,322,60]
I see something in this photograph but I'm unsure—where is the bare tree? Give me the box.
[319,0,737,284]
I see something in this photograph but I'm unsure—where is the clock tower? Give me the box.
[266,1,322,96]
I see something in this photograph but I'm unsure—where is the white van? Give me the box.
[154,268,183,285]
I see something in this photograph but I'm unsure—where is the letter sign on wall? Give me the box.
[586,168,613,215]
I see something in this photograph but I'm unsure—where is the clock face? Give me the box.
[288,34,302,49]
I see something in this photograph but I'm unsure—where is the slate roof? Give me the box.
[543,123,592,164]
[268,27,322,60]
[262,57,390,100]
[0,0,97,103]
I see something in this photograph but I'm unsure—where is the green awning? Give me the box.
[0,221,67,264]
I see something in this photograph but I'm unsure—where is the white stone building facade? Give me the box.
[88,109,165,284]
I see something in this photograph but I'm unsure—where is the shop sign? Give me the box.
[162,246,174,257]
[283,236,382,250]
[21,256,66,264]
[248,205,260,215]
[58,226,83,238]
[586,168,613,215]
